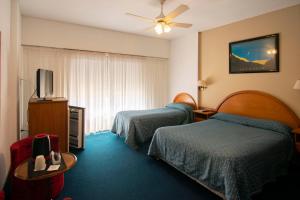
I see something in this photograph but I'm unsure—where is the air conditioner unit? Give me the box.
[69,106,85,149]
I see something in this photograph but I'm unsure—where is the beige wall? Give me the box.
[200,5,300,117]
[0,0,21,188]
[168,32,198,102]
[22,16,170,58]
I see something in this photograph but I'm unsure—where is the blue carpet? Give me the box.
[57,132,220,200]
[56,132,300,200]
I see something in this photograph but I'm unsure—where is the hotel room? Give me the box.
[0,0,300,199]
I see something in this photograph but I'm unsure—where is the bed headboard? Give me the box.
[173,92,197,110]
[216,90,300,129]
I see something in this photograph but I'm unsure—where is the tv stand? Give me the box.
[32,97,65,102]
[36,98,52,101]
[28,98,69,152]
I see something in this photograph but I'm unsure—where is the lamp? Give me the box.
[293,80,300,90]
[155,22,172,34]
[198,80,207,90]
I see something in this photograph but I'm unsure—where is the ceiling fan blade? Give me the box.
[169,22,192,28]
[165,4,189,20]
[126,13,155,23]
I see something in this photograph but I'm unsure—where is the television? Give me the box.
[36,69,53,98]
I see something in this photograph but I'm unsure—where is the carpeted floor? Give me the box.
[57,132,300,200]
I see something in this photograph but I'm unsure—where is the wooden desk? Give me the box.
[15,152,77,181]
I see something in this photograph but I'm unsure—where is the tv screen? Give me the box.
[36,69,53,98]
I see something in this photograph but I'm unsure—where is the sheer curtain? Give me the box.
[21,46,168,134]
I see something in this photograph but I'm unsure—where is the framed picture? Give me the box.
[229,34,279,74]
[0,32,1,93]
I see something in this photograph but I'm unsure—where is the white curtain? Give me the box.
[21,46,168,134]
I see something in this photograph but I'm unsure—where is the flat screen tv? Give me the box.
[36,69,53,98]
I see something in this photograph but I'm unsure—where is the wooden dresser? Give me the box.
[28,98,69,152]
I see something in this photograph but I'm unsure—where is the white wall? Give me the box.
[168,32,198,103]
[0,0,21,188]
[22,16,170,58]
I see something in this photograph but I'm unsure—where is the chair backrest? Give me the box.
[10,134,59,172]
[10,136,33,171]
[0,190,5,200]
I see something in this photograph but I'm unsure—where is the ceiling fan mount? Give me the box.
[156,0,166,20]
[126,0,192,34]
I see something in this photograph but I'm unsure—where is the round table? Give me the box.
[14,152,77,199]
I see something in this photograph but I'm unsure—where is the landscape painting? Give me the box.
[229,34,279,73]
[0,31,2,94]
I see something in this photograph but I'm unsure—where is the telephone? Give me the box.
[50,151,61,165]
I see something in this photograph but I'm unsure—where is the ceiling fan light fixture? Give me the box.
[155,22,171,34]
[127,0,191,35]
[155,23,163,34]
[164,24,171,33]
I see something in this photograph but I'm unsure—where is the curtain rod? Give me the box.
[22,44,168,60]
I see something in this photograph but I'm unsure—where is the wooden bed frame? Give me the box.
[173,92,197,110]
[167,90,300,200]
[216,90,300,129]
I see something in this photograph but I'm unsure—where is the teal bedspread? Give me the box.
[111,103,193,149]
[148,113,294,200]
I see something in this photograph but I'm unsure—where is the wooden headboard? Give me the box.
[216,90,300,129]
[173,92,197,110]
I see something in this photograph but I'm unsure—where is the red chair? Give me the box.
[10,134,64,200]
[0,191,4,200]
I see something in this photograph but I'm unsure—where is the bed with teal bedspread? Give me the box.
[148,113,294,200]
[111,103,193,149]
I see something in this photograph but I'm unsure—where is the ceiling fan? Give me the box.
[126,0,192,34]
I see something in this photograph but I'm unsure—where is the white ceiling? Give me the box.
[20,0,300,40]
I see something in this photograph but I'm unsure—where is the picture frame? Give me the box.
[229,33,279,74]
[0,32,1,95]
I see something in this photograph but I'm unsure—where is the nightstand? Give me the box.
[292,128,300,153]
[193,109,217,122]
